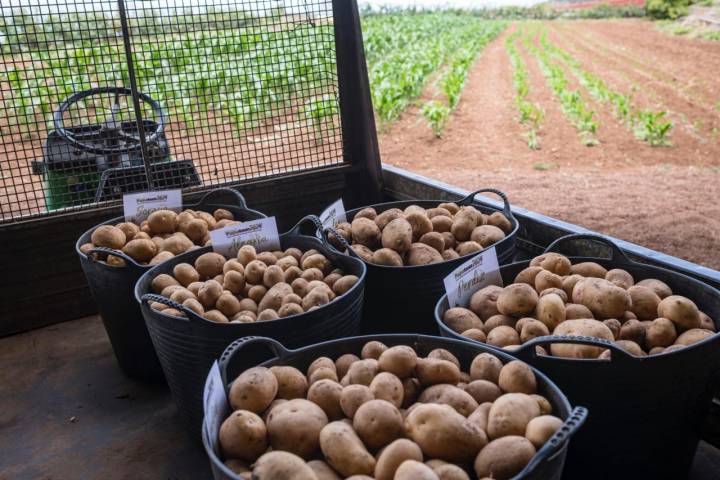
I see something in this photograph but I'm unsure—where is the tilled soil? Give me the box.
[379,20,720,270]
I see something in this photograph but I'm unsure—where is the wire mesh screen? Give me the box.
[0,0,343,223]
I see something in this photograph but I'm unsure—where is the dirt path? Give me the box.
[379,20,720,270]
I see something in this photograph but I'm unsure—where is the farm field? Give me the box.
[374,18,720,269]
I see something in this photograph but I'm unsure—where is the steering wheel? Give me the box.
[53,86,166,155]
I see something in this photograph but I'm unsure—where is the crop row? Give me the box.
[538,31,672,146]
[505,31,544,149]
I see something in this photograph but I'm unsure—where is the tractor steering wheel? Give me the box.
[53,87,166,155]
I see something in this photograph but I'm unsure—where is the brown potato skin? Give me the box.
[252,451,318,480]
[353,399,404,450]
[374,439,423,480]
[487,393,540,439]
[320,421,376,477]
[474,436,536,480]
[266,398,329,459]
[658,295,701,331]
[218,409,267,461]
[229,367,278,413]
[381,218,413,253]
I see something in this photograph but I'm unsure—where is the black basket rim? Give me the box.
[435,256,720,363]
[341,197,519,271]
[201,333,579,480]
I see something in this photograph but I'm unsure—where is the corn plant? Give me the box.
[421,101,451,138]
[506,30,543,149]
[634,111,673,146]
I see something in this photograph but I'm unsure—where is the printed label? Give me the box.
[123,189,182,222]
[443,247,503,308]
[320,198,346,228]
[210,217,281,257]
[203,361,228,452]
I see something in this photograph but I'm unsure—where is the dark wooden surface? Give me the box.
[1,315,719,480]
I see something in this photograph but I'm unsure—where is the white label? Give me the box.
[203,361,228,452]
[320,198,346,228]
[123,189,182,222]
[443,247,503,308]
[210,216,281,257]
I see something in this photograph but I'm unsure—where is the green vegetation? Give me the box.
[524,30,598,146]
[539,30,673,146]
[646,0,693,19]
[505,31,544,149]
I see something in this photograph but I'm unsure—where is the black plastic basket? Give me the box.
[436,234,720,480]
[202,334,586,480]
[76,188,265,381]
[136,216,366,440]
[341,188,518,335]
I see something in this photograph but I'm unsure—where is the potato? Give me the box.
[356,207,377,220]
[465,380,502,404]
[530,252,571,276]
[308,379,344,420]
[418,384,479,416]
[405,403,487,462]
[266,398,328,458]
[248,285,268,304]
[485,211,511,233]
[572,278,631,319]
[419,231,446,253]
[203,309,228,323]
[565,303,594,320]
[514,266,543,286]
[252,451,317,480]
[562,274,585,299]
[462,328,487,342]
[636,278,673,299]
[302,288,330,310]
[198,280,223,308]
[381,218,413,253]
[487,393,540,439]
[627,286,661,321]
[470,225,505,248]
[570,262,607,278]
[534,270,563,294]
[352,217,381,248]
[278,303,303,318]
[619,319,646,346]
[270,366,308,400]
[320,420,376,476]
[372,248,403,266]
[405,211,433,241]
[520,320,550,344]
[603,318,621,340]
[309,367,339,385]
[416,358,461,386]
[374,438,423,480]
[475,436,536,480]
[218,410,267,461]
[675,328,714,346]
[438,202,460,214]
[91,225,126,249]
[431,215,454,233]
[378,346,418,379]
[262,265,285,288]
[375,208,404,230]
[605,268,634,289]
[120,238,156,263]
[498,360,537,395]
[551,319,614,358]
[450,215,476,242]
[470,353,503,383]
[346,359,379,386]
[148,251,174,265]
[394,460,439,480]
[456,241,483,257]
[539,287,568,303]
[426,349,460,368]
[308,357,336,377]
[466,286,502,321]
[340,384,374,419]
[192,252,224,279]
[530,394,552,415]
[336,353,360,379]
[658,295,701,330]
[147,210,177,234]
[487,326,520,348]
[257,251,277,265]
[536,293,566,330]
[353,399,404,450]
[406,243,443,266]
[258,283,292,312]
[361,340,388,360]
[307,460,341,480]
[524,415,563,449]
[170,263,197,287]
[216,292,242,316]
[152,273,180,293]
[333,275,359,296]
[224,459,250,477]
[229,367,278,413]
[483,315,516,334]
[497,284,538,317]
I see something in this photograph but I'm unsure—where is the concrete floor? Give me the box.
[1,316,719,479]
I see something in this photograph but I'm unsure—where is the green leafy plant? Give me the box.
[506,31,544,149]
[634,111,673,146]
[421,100,451,137]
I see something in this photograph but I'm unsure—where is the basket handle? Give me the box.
[218,336,291,385]
[544,233,633,266]
[197,187,248,209]
[87,246,144,270]
[457,187,514,221]
[512,335,638,363]
[140,293,206,323]
[286,214,323,237]
[522,406,588,474]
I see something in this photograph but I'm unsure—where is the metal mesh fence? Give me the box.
[0,0,343,223]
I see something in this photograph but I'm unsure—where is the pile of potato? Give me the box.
[330,203,512,267]
[217,340,564,480]
[149,245,358,323]
[443,252,717,358]
[79,208,240,266]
